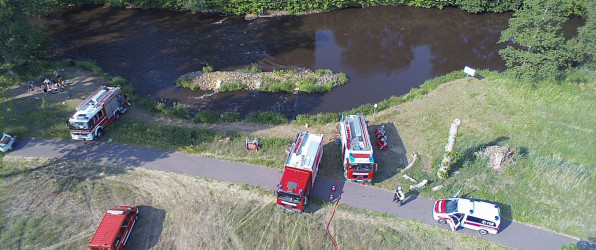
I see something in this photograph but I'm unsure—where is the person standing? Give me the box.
[41,78,50,96]
[394,186,406,206]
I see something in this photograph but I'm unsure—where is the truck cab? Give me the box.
[433,198,501,235]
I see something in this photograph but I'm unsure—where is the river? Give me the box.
[41,5,512,117]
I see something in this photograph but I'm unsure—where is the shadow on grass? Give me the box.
[126,205,166,249]
[371,123,408,184]
[450,136,511,175]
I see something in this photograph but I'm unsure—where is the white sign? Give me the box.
[463,66,476,77]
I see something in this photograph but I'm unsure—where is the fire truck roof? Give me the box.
[341,114,372,152]
[71,86,120,121]
[285,131,324,171]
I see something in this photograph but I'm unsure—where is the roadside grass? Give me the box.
[0,157,509,249]
[1,95,71,138]
[106,121,291,168]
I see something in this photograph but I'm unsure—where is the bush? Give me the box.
[218,81,245,92]
[221,112,242,123]
[238,64,262,73]
[111,76,127,86]
[260,78,296,93]
[193,110,220,123]
[176,78,198,90]
[245,111,287,125]
[335,72,348,84]
[315,69,333,77]
[294,112,339,125]
[202,65,214,73]
[157,102,190,119]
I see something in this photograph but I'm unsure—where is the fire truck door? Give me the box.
[447,213,464,231]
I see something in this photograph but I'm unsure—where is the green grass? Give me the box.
[0,157,509,249]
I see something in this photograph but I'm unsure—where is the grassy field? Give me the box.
[1,67,595,240]
[0,157,509,249]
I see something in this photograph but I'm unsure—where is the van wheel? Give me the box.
[438,219,446,224]
[96,129,103,139]
[479,229,488,235]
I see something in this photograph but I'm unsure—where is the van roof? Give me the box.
[89,206,135,247]
[457,198,500,221]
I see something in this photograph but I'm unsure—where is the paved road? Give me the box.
[7,138,579,249]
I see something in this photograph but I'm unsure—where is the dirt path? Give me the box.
[7,138,579,250]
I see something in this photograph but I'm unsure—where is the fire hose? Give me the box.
[326,137,341,250]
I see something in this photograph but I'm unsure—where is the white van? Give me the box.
[433,198,501,235]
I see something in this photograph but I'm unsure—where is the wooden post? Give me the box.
[437,119,461,179]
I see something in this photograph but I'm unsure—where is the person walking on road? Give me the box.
[394,186,405,206]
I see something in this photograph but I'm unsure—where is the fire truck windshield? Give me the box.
[352,164,373,172]
[69,121,91,130]
[278,191,302,204]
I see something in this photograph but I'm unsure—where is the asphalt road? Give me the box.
[7,138,579,249]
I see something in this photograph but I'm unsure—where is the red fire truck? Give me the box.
[276,131,324,213]
[89,205,138,250]
[339,114,377,182]
[68,86,127,140]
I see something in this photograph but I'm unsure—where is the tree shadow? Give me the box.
[126,205,166,249]
[449,136,511,175]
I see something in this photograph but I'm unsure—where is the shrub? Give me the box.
[157,102,190,119]
[294,112,339,125]
[221,112,242,123]
[193,110,220,123]
[245,111,287,125]
[218,81,245,92]
[336,72,348,84]
[202,65,214,73]
[111,76,127,86]
[176,78,198,90]
[273,69,285,76]
[315,69,332,77]
[261,78,296,93]
[238,64,262,73]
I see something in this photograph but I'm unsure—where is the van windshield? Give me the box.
[446,200,458,213]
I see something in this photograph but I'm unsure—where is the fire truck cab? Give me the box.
[276,131,324,213]
[433,198,501,235]
[339,114,377,182]
[89,205,138,250]
[69,86,127,141]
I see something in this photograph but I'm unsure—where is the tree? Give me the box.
[498,0,571,80]
[0,0,50,67]
[569,1,596,69]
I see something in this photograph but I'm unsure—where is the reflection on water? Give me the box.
[41,5,513,117]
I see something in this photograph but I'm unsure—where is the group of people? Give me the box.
[40,69,67,95]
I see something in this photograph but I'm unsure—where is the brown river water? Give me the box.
[40,5,514,117]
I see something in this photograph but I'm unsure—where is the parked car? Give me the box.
[0,133,15,152]
[433,198,501,235]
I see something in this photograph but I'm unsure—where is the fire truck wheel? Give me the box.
[115,112,120,119]
[438,219,447,225]
[96,129,104,139]
[479,229,488,235]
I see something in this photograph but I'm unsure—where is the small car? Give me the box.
[0,133,15,152]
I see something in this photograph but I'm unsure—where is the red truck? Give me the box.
[68,86,128,140]
[339,114,377,182]
[276,131,324,213]
[89,206,138,250]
